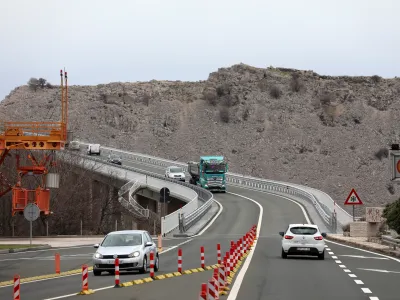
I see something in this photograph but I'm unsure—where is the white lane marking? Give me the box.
[192,199,223,237]
[358,268,400,274]
[354,280,364,284]
[369,297,380,300]
[339,265,346,268]
[225,192,263,300]
[340,255,389,260]
[0,238,193,289]
[335,260,342,263]
[362,288,372,293]
[328,252,334,255]
[326,248,331,251]
[331,256,338,259]
[349,274,357,278]
[344,269,351,272]
[325,239,400,263]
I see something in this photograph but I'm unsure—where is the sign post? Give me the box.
[344,188,363,221]
[159,187,170,218]
[23,203,40,247]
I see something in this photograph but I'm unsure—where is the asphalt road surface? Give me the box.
[9,149,397,299]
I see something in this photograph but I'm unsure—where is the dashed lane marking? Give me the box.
[362,288,372,294]
[349,274,357,278]
[354,280,364,284]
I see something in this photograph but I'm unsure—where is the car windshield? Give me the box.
[289,227,318,235]
[110,155,120,160]
[170,167,183,173]
[101,233,142,247]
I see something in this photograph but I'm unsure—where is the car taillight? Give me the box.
[314,236,323,240]
[284,235,293,239]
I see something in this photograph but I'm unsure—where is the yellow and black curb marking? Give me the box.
[115,264,220,288]
[0,248,170,288]
[0,267,94,287]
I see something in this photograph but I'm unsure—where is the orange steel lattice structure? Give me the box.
[0,70,69,216]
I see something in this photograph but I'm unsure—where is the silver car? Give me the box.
[92,230,159,276]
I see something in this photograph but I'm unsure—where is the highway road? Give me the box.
[5,149,397,299]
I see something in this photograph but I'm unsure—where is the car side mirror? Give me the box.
[94,244,99,249]
[145,242,153,247]
[321,232,327,238]
[279,231,284,237]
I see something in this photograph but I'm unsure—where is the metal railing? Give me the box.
[76,142,344,233]
[63,151,214,235]
[381,235,400,250]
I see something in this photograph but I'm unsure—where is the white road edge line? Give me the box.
[226,192,263,300]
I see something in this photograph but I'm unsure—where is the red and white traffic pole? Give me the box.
[82,264,89,291]
[13,275,20,300]
[150,251,155,278]
[217,244,221,265]
[213,268,220,299]
[200,246,205,269]
[199,283,208,300]
[114,258,120,287]
[178,248,182,273]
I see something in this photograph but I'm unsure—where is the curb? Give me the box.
[8,245,52,253]
[172,202,220,238]
[326,235,400,258]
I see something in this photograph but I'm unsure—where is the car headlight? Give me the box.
[128,251,140,258]
[94,252,102,259]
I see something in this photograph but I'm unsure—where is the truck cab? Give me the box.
[188,156,228,192]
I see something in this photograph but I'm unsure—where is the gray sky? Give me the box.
[0,0,398,100]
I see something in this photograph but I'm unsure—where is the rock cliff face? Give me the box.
[1,63,399,214]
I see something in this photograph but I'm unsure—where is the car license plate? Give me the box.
[297,247,310,251]
[107,260,115,264]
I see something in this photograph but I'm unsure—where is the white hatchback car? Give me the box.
[279,224,327,260]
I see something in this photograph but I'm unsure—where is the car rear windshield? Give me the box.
[170,167,183,173]
[289,227,318,235]
[101,233,142,247]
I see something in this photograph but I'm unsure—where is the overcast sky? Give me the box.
[0,0,398,100]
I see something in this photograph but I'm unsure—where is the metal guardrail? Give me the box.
[382,235,400,250]
[64,151,214,235]
[75,141,341,233]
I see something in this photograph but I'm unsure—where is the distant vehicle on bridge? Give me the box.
[279,224,327,260]
[92,230,159,276]
[68,140,80,151]
[187,156,227,192]
[107,154,122,165]
[165,166,186,181]
[87,144,101,155]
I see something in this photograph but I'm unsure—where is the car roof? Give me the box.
[200,156,224,161]
[107,230,147,235]
[288,223,318,228]
[168,166,182,169]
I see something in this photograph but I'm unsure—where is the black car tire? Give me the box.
[93,269,101,276]
[139,256,147,274]
[318,251,325,260]
[154,254,159,272]
[281,248,288,259]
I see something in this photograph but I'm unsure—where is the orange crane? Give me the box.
[0,70,69,216]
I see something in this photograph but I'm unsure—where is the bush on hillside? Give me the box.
[269,85,281,99]
[382,198,400,234]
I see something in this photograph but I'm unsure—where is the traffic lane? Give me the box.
[230,188,367,299]
[325,240,400,299]
[0,243,198,300]
[66,269,214,300]
[0,238,188,280]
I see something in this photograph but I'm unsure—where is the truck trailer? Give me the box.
[187,156,227,192]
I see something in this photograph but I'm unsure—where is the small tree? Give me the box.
[219,107,230,123]
[38,78,47,88]
[269,85,281,99]
[28,78,40,91]
[383,198,400,234]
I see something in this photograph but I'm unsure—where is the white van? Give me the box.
[87,144,101,155]
[69,141,80,151]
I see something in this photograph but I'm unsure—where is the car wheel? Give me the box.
[139,256,147,274]
[93,269,102,276]
[154,254,159,272]
[281,248,287,259]
[318,251,325,260]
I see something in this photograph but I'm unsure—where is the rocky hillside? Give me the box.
[1,64,399,215]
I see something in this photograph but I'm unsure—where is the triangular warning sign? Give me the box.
[344,188,363,205]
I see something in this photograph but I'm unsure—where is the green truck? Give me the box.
[187,156,228,192]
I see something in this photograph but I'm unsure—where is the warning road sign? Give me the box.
[344,188,363,205]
